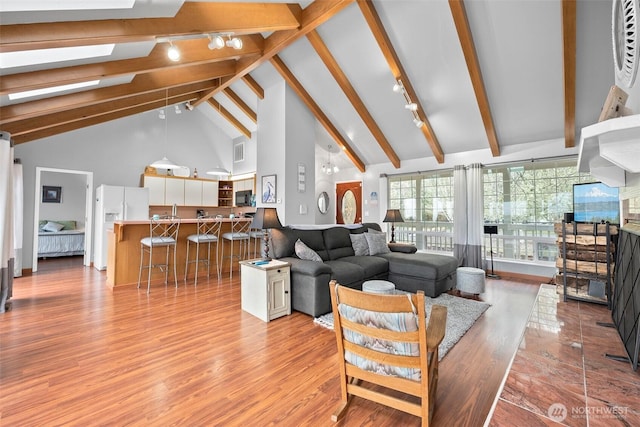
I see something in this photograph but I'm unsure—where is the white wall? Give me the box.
[256,81,287,222]
[15,106,233,269]
[283,85,316,225]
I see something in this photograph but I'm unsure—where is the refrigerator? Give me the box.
[94,185,149,270]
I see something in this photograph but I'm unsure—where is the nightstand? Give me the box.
[239,259,291,322]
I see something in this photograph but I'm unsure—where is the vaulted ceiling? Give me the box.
[0,0,613,172]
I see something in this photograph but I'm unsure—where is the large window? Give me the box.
[388,158,593,262]
[388,171,454,251]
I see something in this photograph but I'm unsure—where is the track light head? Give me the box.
[167,43,180,61]
[392,82,403,93]
[208,35,225,50]
[185,102,194,111]
[405,103,418,111]
[413,118,424,128]
[226,36,243,50]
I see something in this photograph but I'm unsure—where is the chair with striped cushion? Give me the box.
[329,280,447,426]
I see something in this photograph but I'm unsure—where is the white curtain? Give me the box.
[13,161,23,277]
[453,165,467,264]
[453,163,484,268]
[466,163,483,268]
[1,132,15,313]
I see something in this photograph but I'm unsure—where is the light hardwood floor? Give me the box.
[2,257,549,426]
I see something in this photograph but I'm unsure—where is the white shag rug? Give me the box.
[314,292,490,361]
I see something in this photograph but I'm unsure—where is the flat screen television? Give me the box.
[573,182,620,224]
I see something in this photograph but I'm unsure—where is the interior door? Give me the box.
[336,181,362,224]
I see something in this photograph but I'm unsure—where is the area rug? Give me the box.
[314,293,490,361]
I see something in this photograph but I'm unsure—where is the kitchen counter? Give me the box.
[107,217,253,288]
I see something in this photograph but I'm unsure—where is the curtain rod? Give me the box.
[379,154,578,178]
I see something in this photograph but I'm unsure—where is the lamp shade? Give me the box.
[251,207,282,230]
[383,209,404,223]
[151,156,180,170]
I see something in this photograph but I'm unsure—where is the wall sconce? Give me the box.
[393,79,424,128]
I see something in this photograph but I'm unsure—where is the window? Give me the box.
[388,170,454,250]
[387,158,593,262]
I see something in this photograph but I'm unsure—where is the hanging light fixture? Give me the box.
[167,42,180,62]
[151,89,180,170]
[322,145,339,175]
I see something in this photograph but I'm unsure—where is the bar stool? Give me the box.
[249,228,265,259]
[138,215,181,293]
[220,218,251,279]
[184,217,222,285]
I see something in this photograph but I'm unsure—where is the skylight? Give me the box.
[0,0,135,12]
[0,44,115,69]
[9,80,100,101]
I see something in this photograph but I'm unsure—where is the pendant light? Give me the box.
[151,89,180,170]
[322,144,339,175]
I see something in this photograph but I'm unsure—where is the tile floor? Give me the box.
[488,284,640,426]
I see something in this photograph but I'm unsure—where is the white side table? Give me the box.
[240,259,291,322]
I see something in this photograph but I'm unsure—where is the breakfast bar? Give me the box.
[106,217,253,288]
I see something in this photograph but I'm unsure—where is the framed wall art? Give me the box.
[42,185,61,203]
[262,174,276,203]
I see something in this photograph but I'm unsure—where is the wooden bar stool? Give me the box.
[184,217,222,285]
[137,215,181,293]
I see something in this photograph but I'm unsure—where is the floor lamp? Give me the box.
[484,225,500,279]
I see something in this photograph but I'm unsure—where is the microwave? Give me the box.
[235,190,252,206]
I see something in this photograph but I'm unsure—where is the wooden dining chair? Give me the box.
[328,280,447,426]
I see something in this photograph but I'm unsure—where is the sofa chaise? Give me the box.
[270,223,460,317]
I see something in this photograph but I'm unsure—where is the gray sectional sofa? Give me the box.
[270,223,460,317]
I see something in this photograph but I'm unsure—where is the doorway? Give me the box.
[336,181,362,224]
[32,167,94,273]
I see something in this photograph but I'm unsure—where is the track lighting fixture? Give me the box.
[185,102,194,111]
[226,36,243,49]
[208,34,225,50]
[393,79,424,129]
[167,42,180,62]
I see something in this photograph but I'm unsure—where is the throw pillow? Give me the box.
[295,239,323,262]
[365,232,391,256]
[42,221,64,232]
[349,234,369,256]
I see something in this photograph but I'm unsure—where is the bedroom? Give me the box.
[36,170,89,266]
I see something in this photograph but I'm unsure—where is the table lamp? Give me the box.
[383,209,404,243]
[250,207,283,260]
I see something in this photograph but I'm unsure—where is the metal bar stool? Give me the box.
[138,215,181,293]
[184,216,222,285]
[220,218,250,280]
[249,228,265,259]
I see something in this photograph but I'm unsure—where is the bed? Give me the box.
[38,220,85,258]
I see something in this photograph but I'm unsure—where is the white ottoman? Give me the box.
[362,280,396,295]
[456,267,486,295]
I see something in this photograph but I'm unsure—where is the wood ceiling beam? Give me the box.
[270,55,366,173]
[0,36,263,96]
[192,0,355,107]
[4,84,214,137]
[449,0,500,157]
[1,62,235,125]
[242,75,264,99]
[357,0,444,164]
[11,91,200,145]
[223,88,257,123]
[0,3,301,52]
[562,0,577,148]
[207,99,252,139]
[306,30,401,169]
